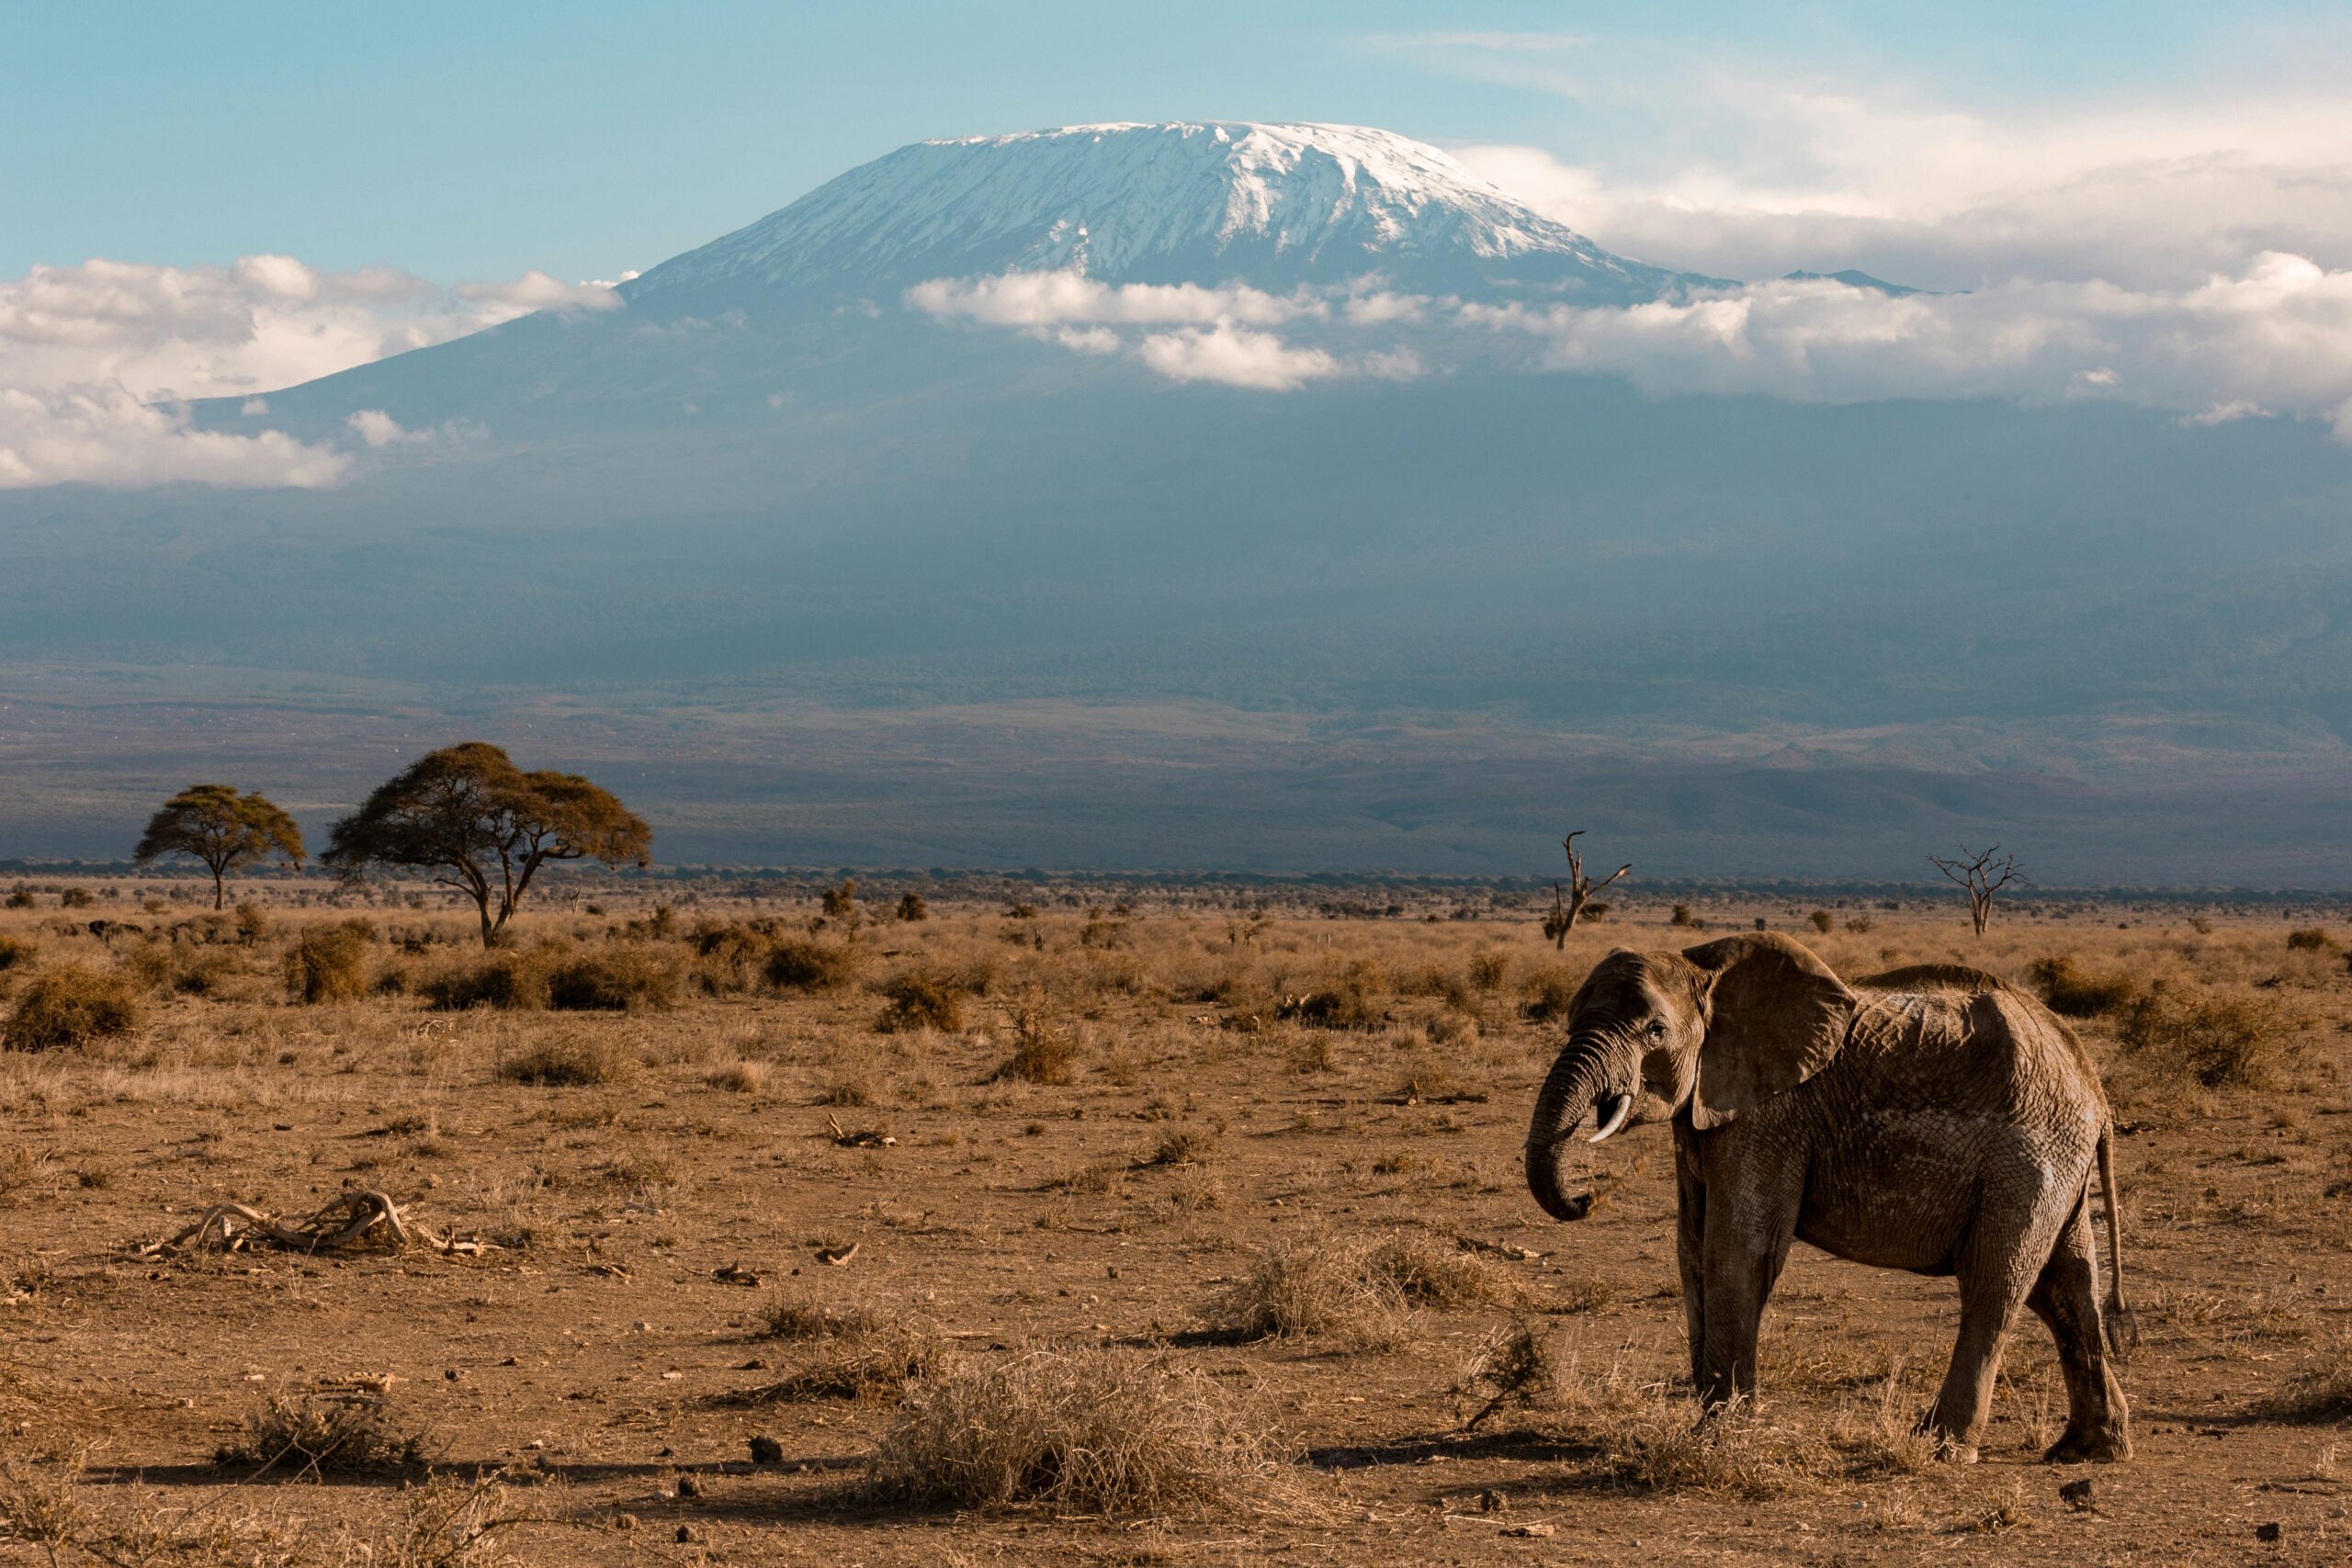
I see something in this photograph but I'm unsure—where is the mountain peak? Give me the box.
[624,120,1703,307]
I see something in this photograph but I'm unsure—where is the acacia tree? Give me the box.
[132,784,305,909]
[1928,843,2023,937]
[1544,830,1632,949]
[322,742,651,946]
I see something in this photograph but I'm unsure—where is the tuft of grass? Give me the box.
[729,1317,944,1403]
[4,964,140,1052]
[1521,970,1578,1024]
[285,921,373,1004]
[2263,1331,2352,1423]
[706,1058,767,1094]
[2286,927,2334,952]
[2118,985,2287,1088]
[2026,954,2140,1019]
[861,1348,1293,1517]
[1360,1232,1522,1308]
[990,1006,1080,1084]
[214,1391,429,1475]
[876,968,968,1033]
[764,940,861,994]
[1205,1236,1410,1349]
[757,1291,882,1341]
[496,1035,630,1087]
[0,935,35,972]
[545,945,681,1012]
[424,952,549,1011]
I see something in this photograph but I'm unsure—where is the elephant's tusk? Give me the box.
[1588,1093,1633,1144]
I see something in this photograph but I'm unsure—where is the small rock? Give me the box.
[2256,1521,2283,1542]
[444,1369,461,1382]
[675,1473,701,1498]
[1501,1522,1555,1539]
[675,1524,697,1543]
[500,1356,522,1367]
[748,1435,785,1465]
[1477,1488,1508,1513]
[2058,1478,2095,1511]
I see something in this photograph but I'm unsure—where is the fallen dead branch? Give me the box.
[129,1189,494,1258]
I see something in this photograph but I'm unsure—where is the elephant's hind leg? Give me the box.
[1928,1223,2045,1461]
[2030,1202,2132,1463]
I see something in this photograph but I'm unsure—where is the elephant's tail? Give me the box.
[2097,1125,2139,1359]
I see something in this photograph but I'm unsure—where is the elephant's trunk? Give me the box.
[1526,1038,1623,1222]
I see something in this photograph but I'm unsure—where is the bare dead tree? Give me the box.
[1545,831,1632,948]
[1928,843,2023,937]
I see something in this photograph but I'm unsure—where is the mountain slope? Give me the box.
[622,121,1712,310]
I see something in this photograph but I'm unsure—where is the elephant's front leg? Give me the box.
[1694,1159,1803,1408]
[1674,1151,1706,1391]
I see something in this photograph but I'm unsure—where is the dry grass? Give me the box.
[213,1390,430,1475]
[1360,1231,1523,1307]
[990,1005,1080,1084]
[1205,1235,1411,1348]
[763,939,861,993]
[2262,1331,2352,1422]
[3,964,140,1052]
[545,944,682,1011]
[861,1348,1295,1517]
[2026,953,2141,1019]
[495,1035,630,1087]
[424,951,549,1011]
[876,968,968,1033]
[729,1316,945,1403]
[2119,984,2289,1088]
[285,920,373,1004]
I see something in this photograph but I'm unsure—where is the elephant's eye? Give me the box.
[1645,1020,1668,1041]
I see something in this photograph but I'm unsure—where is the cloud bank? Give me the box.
[0,254,618,489]
[908,273,1428,389]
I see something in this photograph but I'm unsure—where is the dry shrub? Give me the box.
[1274,963,1385,1030]
[1467,951,1510,991]
[496,1035,629,1087]
[877,967,968,1033]
[2119,985,2287,1088]
[2262,1331,2352,1422]
[706,1058,767,1093]
[2286,927,2334,952]
[764,939,861,993]
[1521,970,1579,1024]
[2026,954,2140,1019]
[863,1348,1293,1517]
[992,1006,1080,1084]
[1360,1232,1521,1308]
[758,1290,881,1341]
[0,935,34,973]
[545,945,681,1011]
[896,892,929,922]
[4,965,140,1052]
[214,1391,428,1474]
[732,1318,944,1402]
[285,921,372,1004]
[424,951,549,1011]
[1206,1235,1409,1348]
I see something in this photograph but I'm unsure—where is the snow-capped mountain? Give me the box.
[622,121,1711,309]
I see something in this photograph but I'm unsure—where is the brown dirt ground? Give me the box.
[3,884,2349,1564]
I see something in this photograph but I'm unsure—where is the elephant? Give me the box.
[1523,931,2133,1463]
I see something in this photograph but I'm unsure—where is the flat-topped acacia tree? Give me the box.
[133,784,306,909]
[322,742,651,946]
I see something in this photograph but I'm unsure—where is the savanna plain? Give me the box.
[2,878,2348,1565]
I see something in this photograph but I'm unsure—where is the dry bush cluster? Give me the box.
[862,1348,1295,1517]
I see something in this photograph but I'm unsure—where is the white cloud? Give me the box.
[1464,256,2352,431]
[453,270,623,313]
[1452,85,2352,294]
[0,384,348,491]
[1134,325,1340,390]
[908,272,1317,329]
[0,253,624,488]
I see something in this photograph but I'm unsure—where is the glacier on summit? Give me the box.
[622,121,1713,308]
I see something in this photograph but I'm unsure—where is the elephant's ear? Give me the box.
[1684,933,1855,1129]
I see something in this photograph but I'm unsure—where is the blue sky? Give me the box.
[8,1,2347,281]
